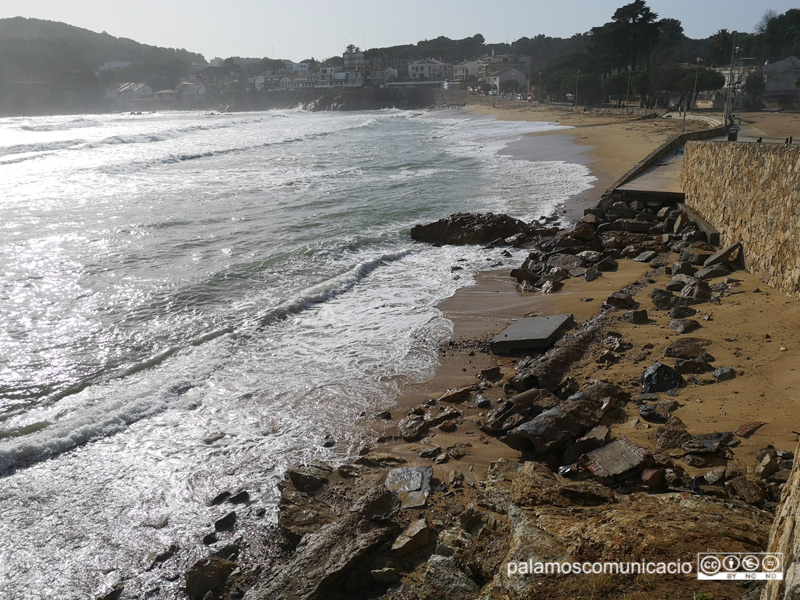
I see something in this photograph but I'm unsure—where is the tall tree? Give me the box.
[611,0,660,70]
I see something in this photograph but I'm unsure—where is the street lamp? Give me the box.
[723,40,739,129]
[574,69,580,108]
[682,57,702,134]
[538,71,542,102]
[625,65,631,107]
[691,57,701,114]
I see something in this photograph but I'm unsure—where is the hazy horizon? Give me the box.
[1,0,796,63]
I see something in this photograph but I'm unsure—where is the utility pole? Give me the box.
[625,65,632,107]
[691,57,701,114]
[574,69,580,108]
[723,37,738,129]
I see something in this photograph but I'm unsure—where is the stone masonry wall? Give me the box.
[762,440,800,600]
[681,141,800,297]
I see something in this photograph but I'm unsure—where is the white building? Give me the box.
[106,82,153,100]
[452,60,480,81]
[485,68,528,93]
[763,56,800,98]
[283,61,311,76]
[408,58,451,80]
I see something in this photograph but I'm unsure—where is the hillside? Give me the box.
[0,17,207,115]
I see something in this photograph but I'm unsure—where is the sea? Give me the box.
[0,108,595,599]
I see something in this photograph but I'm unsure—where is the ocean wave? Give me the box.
[0,139,86,158]
[257,250,412,327]
[18,117,101,132]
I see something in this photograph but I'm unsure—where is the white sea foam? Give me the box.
[0,108,598,598]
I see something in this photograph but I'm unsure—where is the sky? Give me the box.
[1,0,796,62]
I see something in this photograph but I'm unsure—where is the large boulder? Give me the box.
[410,212,533,245]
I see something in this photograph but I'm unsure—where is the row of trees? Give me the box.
[364,2,798,108]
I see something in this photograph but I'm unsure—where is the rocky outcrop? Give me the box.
[409,212,536,245]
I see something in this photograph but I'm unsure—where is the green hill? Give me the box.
[0,17,207,115]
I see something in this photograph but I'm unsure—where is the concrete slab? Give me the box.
[490,314,574,355]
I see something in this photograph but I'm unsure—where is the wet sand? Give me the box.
[376,105,800,482]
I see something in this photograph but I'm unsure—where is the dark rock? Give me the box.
[475,394,492,409]
[145,544,179,570]
[669,304,697,319]
[352,487,401,522]
[704,242,743,268]
[438,421,457,432]
[668,319,701,334]
[385,466,432,509]
[391,518,431,556]
[623,309,648,324]
[511,460,616,506]
[606,201,637,219]
[651,288,678,310]
[480,366,502,381]
[213,543,239,562]
[641,362,683,394]
[371,567,400,585]
[202,532,218,545]
[278,489,337,544]
[578,250,602,262]
[667,274,697,291]
[584,267,601,282]
[410,212,533,245]
[251,487,397,600]
[605,292,636,308]
[679,248,714,265]
[713,366,736,381]
[664,338,714,362]
[214,511,236,532]
[422,555,479,600]
[674,359,714,374]
[374,410,392,420]
[704,469,727,485]
[228,491,249,504]
[97,583,124,600]
[597,219,652,234]
[185,556,237,600]
[639,404,669,423]
[561,425,610,464]
[547,253,584,270]
[398,414,426,441]
[641,468,666,488]
[288,463,332,493]
[656,416,692,450]
[756,454,779,479]
[570,222,597,240]
[648,253,673,268]
[685,454,710,468]
[579,438,651,483]
[210,491,231,506]
[695,264,732,280]
[682,432,732,454]
[540,280,563,294]
[596,256,619,271]
[725,476,766,505]
[633,250,658,262]
[671,261,696,276]
[501,386,611,455]
[673,212,690,233]
[505,232,527,246]
[680,279,713,303]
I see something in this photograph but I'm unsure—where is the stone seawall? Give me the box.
[762,440,800,599]
[681,142,800,298]
[431,89,659,118]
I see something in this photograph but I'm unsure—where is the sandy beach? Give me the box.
[211,106,800,599]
